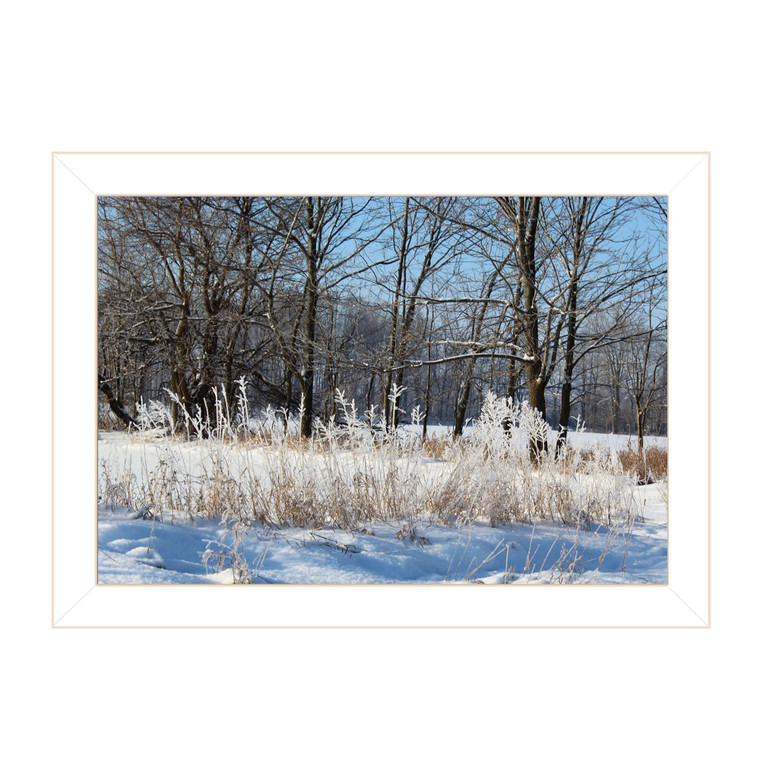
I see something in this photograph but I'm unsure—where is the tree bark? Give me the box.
[556,246,582,448]
[98,374,139,428]
[516,197,547,459]
[299,197,319,438]
[383,199,410,429]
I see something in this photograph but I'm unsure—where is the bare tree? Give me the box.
[253,197,392,437]
[98,196,277,431]
[541,197,642,449]
[98,195,667,448]
[379,197,464,428]
[623,278,667,454]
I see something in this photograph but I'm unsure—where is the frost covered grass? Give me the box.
[98,380,667,584]
[101,384,640,530]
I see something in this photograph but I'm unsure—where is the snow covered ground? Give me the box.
[97,426,667,585]
[420,423,667,451]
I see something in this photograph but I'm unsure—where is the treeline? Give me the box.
[97,195,667,451]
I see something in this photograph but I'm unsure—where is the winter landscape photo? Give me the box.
[97,195,667,585]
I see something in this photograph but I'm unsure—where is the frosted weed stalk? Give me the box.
[202,510,271,584]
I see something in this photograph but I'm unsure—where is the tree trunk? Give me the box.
[365,374,375,414]
[383,199,410,430]
[556,198,587,453]
[98,374,139,428]
[453,376,473,438]
[516,197,547,459]
[636,403,646,457]
[423,359,432,442]
[556,281,578,452]
[300,197,319,438]
[557,379,573,448]
[453,273,498,438]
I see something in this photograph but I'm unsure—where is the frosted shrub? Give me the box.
[516,401,553,459]
[467,393,515,458]
[135,398,175,434]
[465,394,553,462]
[424,393,633,528]
[314,389,378,451]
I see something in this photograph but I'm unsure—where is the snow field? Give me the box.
[97,394,667,584]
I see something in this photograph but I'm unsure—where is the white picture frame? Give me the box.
[52,151,709,627]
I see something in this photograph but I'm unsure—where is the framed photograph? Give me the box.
[52,152,709,627]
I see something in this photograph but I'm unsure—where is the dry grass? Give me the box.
[618,446,668,484]
[98,403,120,431]
[420,436,452,459]
[99,388,650,535]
